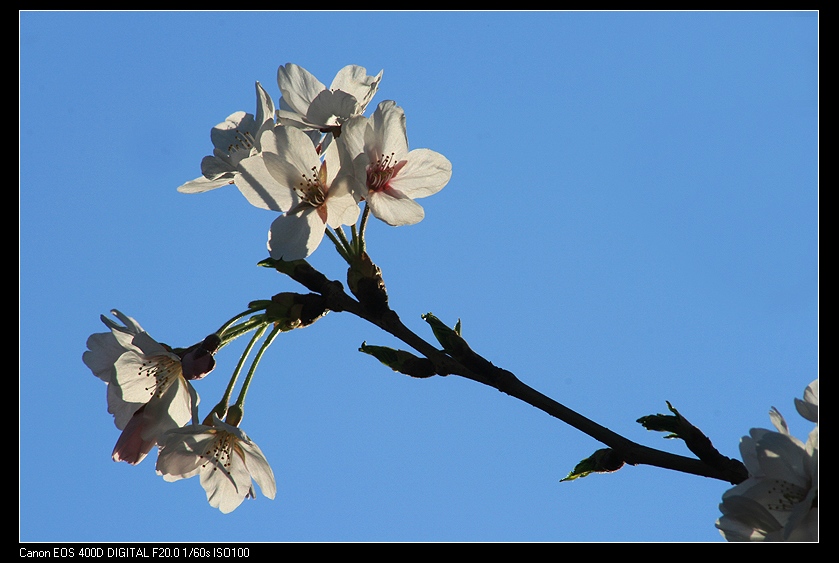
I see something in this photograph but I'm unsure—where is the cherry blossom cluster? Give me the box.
[178,63,452,261]
[83,309,277,513]
[83,63,451,514]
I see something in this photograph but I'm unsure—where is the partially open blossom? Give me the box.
[340,100,451,226]
[156,414,276,514]
[83,310,198,464]
[276,63,382,134]
[716,379,818,541]
[259,125,360,261]
[177,82,293,212]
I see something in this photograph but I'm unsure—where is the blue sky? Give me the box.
[20,11,818,542]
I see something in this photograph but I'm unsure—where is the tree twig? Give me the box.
[266,258,748,485]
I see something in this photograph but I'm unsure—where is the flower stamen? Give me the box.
[199,431,236,479]
[227,129,257,159]
[367,152,406,192]
[138,355,182,399]
[296,163,328,207]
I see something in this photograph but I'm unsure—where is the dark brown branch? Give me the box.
[269,258,747,485]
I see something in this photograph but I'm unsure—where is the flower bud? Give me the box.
[636,401,689,438]
[266,292,328,331]
[359,342,437,378]
[560,448,625,482]
[421,313,469,358]
[180,333,221,380]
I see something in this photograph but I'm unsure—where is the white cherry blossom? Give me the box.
[716,379,818,541]
[178,82,293,212]
[156,414,276,514]
[276,63,382,133]
[259,125,360,261]
[83,310,197,464]
[340,100,451,226]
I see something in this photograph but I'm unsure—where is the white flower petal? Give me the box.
[83,332,124,382]
[178,81,275,205]
[177,174,233,194]
[277,63,326,117]
[101,310,143,334]
[107,383,144,430]
[253,81,275,137]
[203,152,239,179]
[740,430,769,476]
[277,64,382,131]
[156,427,214,481]
[755,432,809,487]
[370,100,408,160]
[275,112,312,130]
[337,100,449,224]
[111,405,157,465]
[784,485,818,541]
[769,407,789,435]
[324,176,361,228]
[389,148,452,199]
[805,425,818,459]
[200,452,249,514]
[128,330,172,357]
[268,208,326,261]
[330,65,383,112]
[321,136,342,182]
[112,379,192,465]
[795,379,818,423]
[306,89,359,129]
[209,414,249,440]
[717,495,783,541]
[368,188,425,226]
[262,126,321,179]
[338,115,369,175]
[239,440,277,500]
[236,154,297,211]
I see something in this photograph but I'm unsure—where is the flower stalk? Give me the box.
[232,323,283,415]
[205,323,270,424]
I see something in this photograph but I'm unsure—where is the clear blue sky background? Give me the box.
[20,11,818,542]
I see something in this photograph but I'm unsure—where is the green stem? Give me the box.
[208,323,270,423]
[233,323,283,411]
[335,226,354,256]
[350,224,360,255]
[357,203,371,255]
[325,228,351,263]
[218,314,269,349]
[216,306,265,338]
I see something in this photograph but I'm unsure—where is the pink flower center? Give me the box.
[367,152,406,193]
